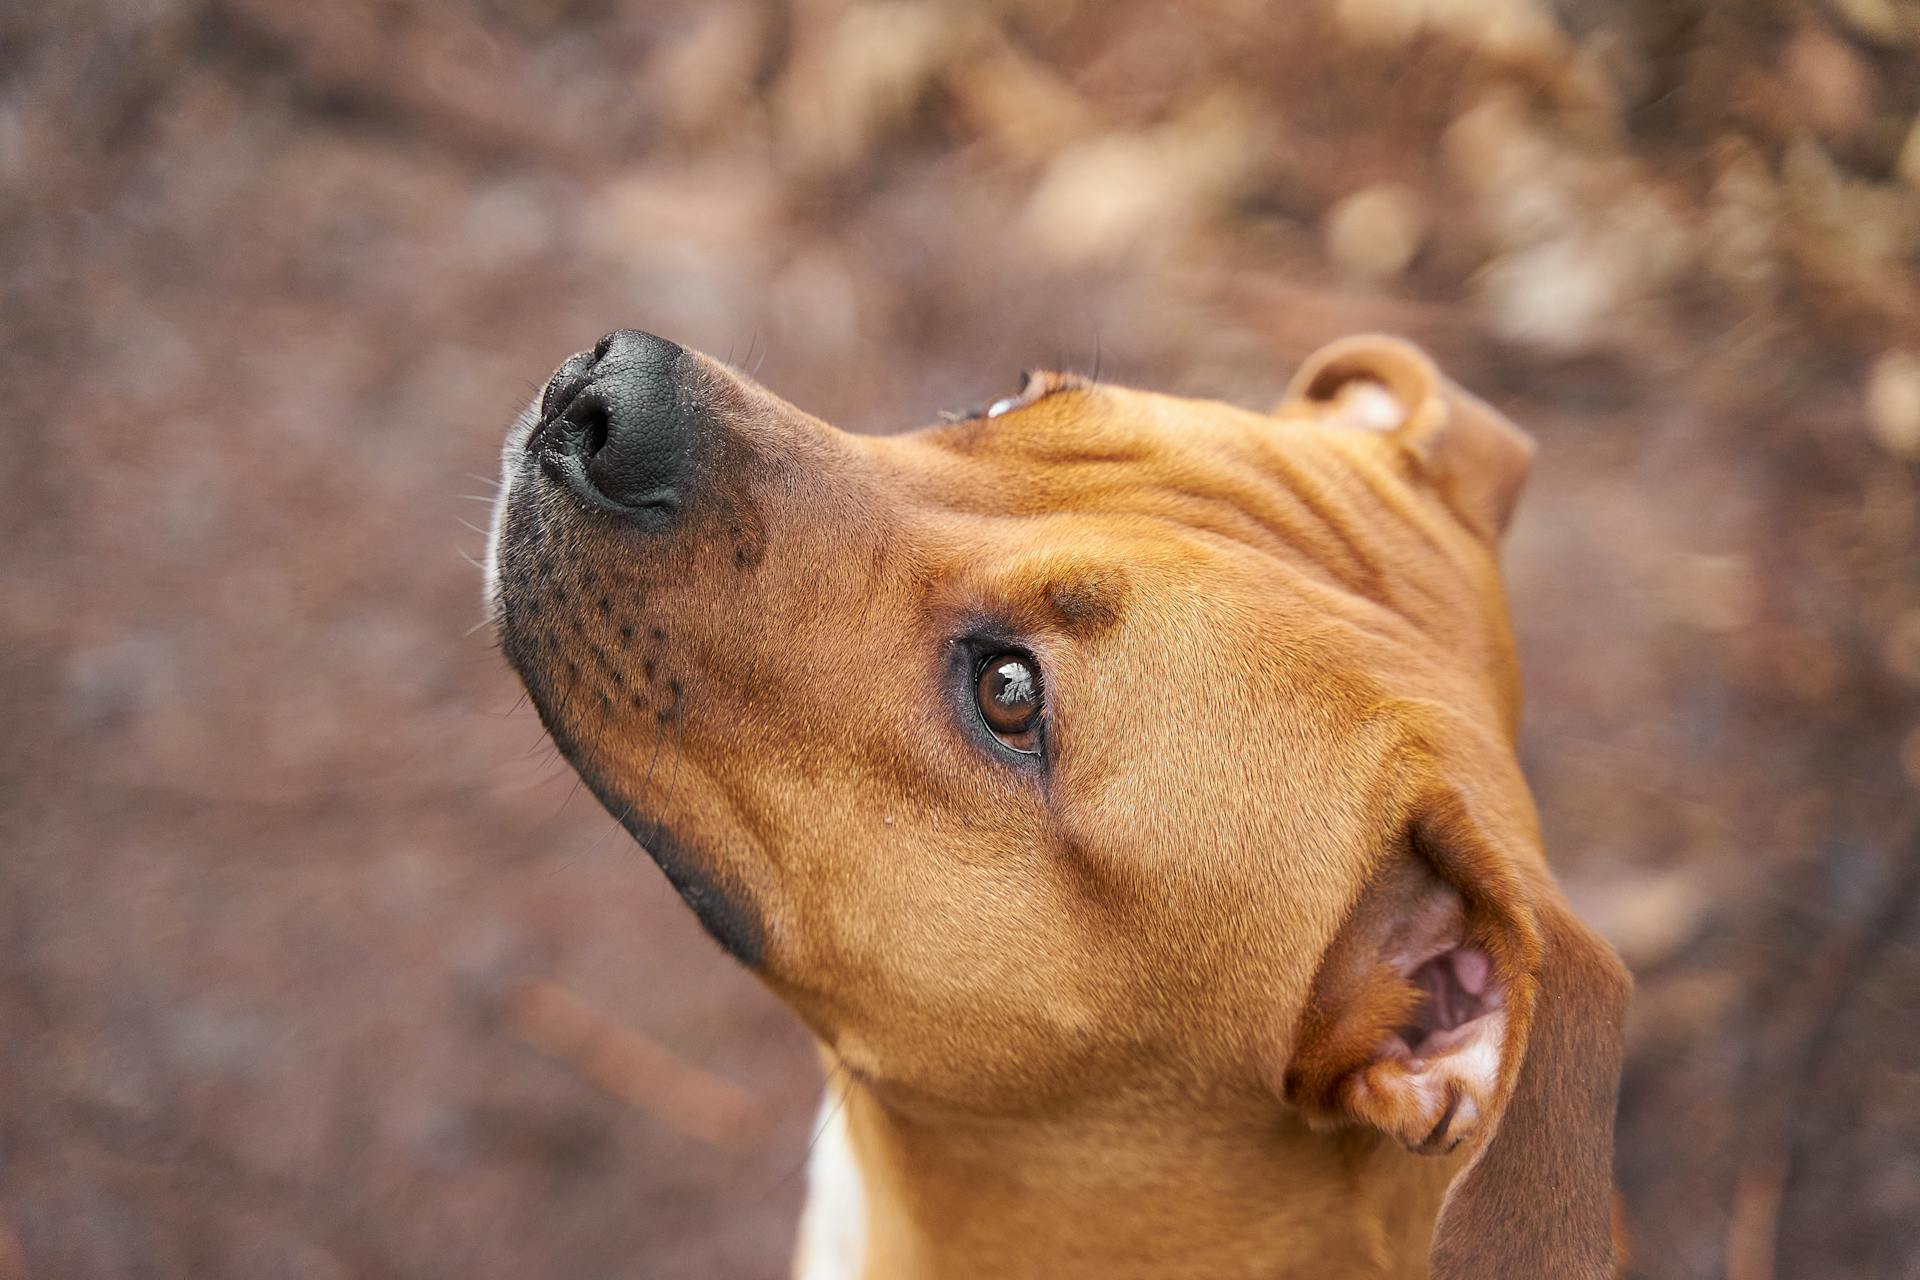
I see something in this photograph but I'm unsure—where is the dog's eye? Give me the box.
[975,653,1043,754]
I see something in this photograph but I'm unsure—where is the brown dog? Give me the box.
[484,331,1630,1279]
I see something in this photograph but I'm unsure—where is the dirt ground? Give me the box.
[4,1,1919,1276]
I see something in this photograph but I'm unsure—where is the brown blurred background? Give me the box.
[4,0,1919,1276]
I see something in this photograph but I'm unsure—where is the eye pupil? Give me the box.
[976,653,1043,751]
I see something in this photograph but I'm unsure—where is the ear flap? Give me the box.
[1284,785,1631,1280]
[1283,336,1536,541]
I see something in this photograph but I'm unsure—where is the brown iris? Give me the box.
[975,653,1043,753]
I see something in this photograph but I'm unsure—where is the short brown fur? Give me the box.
[489,335,1630,1279]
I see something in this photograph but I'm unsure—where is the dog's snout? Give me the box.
[533,329,699,519]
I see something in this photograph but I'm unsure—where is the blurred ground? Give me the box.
[3,0,1919,1276]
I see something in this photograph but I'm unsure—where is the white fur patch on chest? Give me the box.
[793,1091,866,1280]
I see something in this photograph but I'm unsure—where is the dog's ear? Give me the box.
[1283,783,1630,1280]
[1283,336,1535,540]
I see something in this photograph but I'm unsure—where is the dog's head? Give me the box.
[487,331,1629,1276]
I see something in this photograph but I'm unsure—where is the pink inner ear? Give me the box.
[1326,378,1408,431]
[1394,946,1502,1059]
[1344,944,1510,1155]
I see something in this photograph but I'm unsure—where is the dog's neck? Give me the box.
[798,1077,1461,1280]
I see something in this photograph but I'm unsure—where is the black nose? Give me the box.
[532,330,699,519]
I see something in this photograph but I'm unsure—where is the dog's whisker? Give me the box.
[633,702,671,820]
[650,690,688,849]
[777,1058,857,1193]
[624,685,676,860]
[552,772,585,820]
[456,516,489,538]
[493,756,575,792]
[558,799,638,870]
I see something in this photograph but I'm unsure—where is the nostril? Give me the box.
[592,333,616,361]
[536,392,613,462]
[579,401,610,460]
